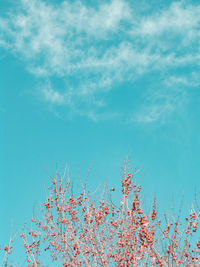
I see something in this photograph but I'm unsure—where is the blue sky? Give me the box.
[1,0,200,262]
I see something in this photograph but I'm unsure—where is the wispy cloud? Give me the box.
[164,72,200,88]
[1,0,200,122]
[132,85,187,123]
[41,86,65,105]
[138,2,200,36]
[135,104,174,124]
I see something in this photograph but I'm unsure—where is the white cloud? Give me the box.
[1,0,200,122]
[135,104,173,123]
[42,86,65,105]
[132,86,187,123]
[164,72,200,87]
[138,2,200,36]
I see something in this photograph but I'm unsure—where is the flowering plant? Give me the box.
[1,164,200,266]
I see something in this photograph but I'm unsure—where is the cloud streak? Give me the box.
[1,0,200,122]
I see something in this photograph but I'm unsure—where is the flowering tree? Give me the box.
[1,237,13,267]
[1,164,200,266]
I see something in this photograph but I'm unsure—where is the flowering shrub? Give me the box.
[1,165,200,266]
